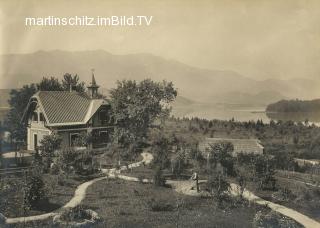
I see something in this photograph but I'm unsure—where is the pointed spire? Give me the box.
[91,68,98,86]
[87,69,99,98]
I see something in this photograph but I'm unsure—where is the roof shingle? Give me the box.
[32,91,107,126]
[199,137,264,156]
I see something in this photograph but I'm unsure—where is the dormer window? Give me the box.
[99,109,109,124]
[32,112,38,122]
[39,113,45,122]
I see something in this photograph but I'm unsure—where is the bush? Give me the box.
[53,205,101,227]
[148,198,175,212]
[272,187,296,202]
[206,172,230,204]
[153,166,166,187]
[24,169,47,209]
[39,133,62,172]
[253,211,302,228]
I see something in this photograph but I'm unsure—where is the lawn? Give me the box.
[0,173,99,218]
[7,175,304,227]
[241,175,320,222]
[80,178,268,228]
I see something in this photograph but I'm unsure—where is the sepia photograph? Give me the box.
[0,0,320,227]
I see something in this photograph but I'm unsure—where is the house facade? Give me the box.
[22,75,113,150]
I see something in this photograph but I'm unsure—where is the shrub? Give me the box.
[253,211,302,228]
[272,187,296,202]
[39,133,62,172]
[206,172,230,205]
[153,166,166,187]
[53,205,101,226]
[148,198,175,212]
[24,169,47,209]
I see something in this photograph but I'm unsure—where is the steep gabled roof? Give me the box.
[199,137,264,156]
[23,91,108,126]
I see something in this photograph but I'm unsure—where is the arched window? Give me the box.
[32,112,38,121]
[39,113,45,122]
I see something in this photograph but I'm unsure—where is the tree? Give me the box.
[151,132,172,169]
[110,79,177,150]
[5,84,38,141]
[206,172,230,205]
[207,142,235,176]
[39,133,62,171]
[55,147,78,173]
[38,77,64,91]
[24,168,47,209]
[61,73,86,92]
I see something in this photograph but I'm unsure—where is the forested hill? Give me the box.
[266,99,320,112]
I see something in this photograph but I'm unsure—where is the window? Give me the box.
[39,113,45,122]
[70,133,80,147]
[99,110,109,124]
[99,131,109,143]
[32,112,38,121]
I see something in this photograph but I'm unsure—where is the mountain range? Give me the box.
[1,50,319,108]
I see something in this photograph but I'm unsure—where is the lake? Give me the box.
[172,103,320,125]
[1,105,320,126]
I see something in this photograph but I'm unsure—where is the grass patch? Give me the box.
[0,173,85,218]
[80,178,269,228]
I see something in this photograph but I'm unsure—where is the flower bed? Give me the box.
[53,206,101,227]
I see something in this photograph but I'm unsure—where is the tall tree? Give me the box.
[5,84,37,141]
[37,77,64,91]
[62,73,86,92]
[110,79,177,150]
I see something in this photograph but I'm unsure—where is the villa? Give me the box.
[22,74,113,150]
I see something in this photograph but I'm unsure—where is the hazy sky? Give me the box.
[0,0,319,80]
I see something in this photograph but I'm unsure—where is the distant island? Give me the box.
[266,99,320,113]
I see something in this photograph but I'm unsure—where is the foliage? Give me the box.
[5,84,37,141]
[266,98,320,113]
[72,132,91,147]
[206,172,230,204]
[37,77,64,91]
[24,168,48,209]
[39,133,62,171]
[148,197,175,211]
[237,153,276,190]
[53,205,101,226]
[55,147,78,173]
[153,166,166,187]
[109,79,177,149]
[150,132,172,169]
[61,73,86,92]
[207,142,235,176]
[253,211,302,228]
[253,155,276,190]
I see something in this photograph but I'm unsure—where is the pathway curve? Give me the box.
[166,179,320,228]
[5,152,153,225]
